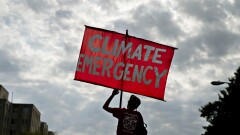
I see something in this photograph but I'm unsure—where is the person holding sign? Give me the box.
[103,89,146,135]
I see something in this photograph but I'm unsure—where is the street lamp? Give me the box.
[211,81,240,86]
[211,81,229,86]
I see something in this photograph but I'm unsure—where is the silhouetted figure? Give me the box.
[103,89,144,135]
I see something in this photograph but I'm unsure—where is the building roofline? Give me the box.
[12,103,41,114]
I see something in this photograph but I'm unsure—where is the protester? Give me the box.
[103,89,144,135]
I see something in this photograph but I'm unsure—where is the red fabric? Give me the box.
[112,108,143,135]
[74,26,176,100]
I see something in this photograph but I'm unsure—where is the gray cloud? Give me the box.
[0,49,19,73]
[113,2,183,40]
[174,26,240,71]
[178,0,227,23]
[231,1,240,15]
[202,29,240,56]
[88,0,117,12]
[57,0,79,5]
[55,10,72,18]
[23,0,51,13]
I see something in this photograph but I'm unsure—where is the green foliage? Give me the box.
[199,66,240,135]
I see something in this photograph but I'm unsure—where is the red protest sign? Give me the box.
[74,26,176,100]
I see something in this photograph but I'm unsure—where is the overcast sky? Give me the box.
[1,0,240,135]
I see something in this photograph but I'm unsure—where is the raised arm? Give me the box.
[103,89,119,113]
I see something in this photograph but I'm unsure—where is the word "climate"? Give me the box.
[76,34,168,88]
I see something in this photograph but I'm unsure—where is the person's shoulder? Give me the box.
[129,110,142,115]
[136,111,143,116]
[112,107,127,112]
[135,110,141,114]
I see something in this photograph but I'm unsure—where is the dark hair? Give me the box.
[128,95,141,109]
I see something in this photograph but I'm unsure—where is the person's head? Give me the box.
[127,95,141,110]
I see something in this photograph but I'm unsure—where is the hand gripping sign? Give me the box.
[74,26,177,100]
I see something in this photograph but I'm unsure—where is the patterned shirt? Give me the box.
[112,108,143,135]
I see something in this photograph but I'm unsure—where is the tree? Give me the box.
[199,66,240,135]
